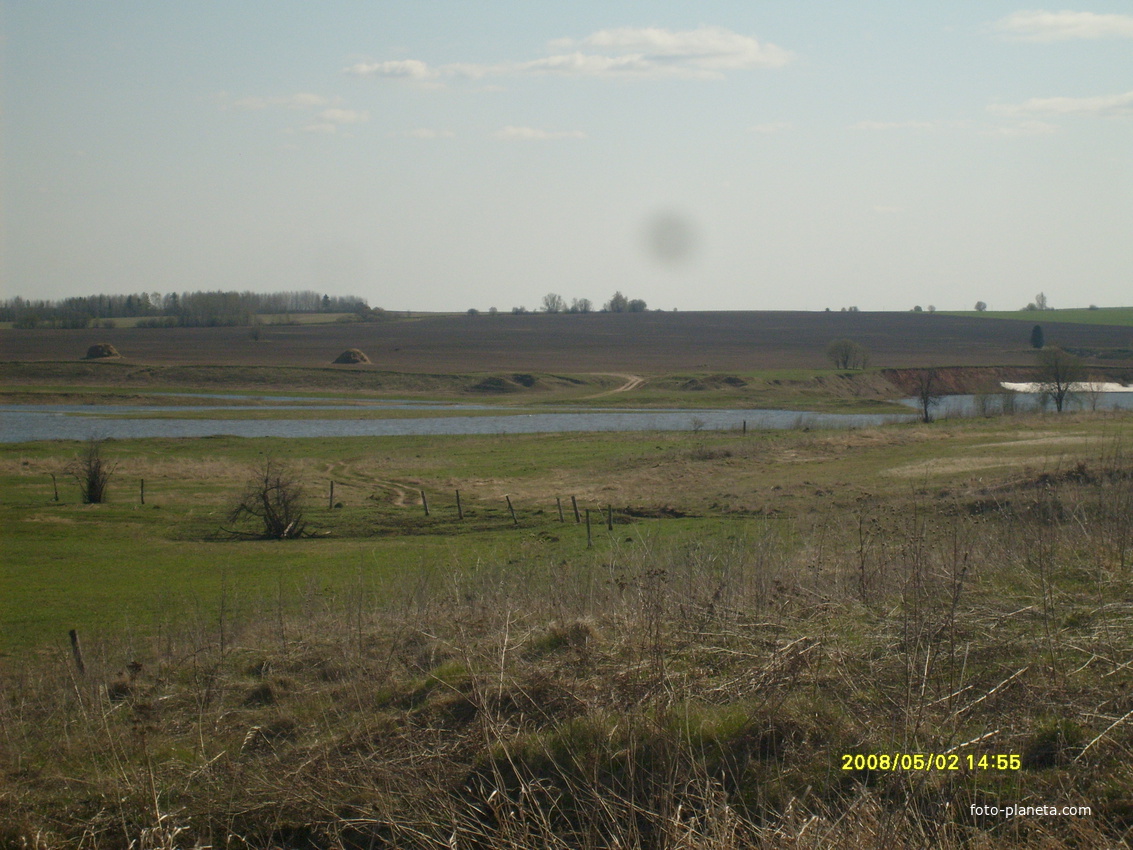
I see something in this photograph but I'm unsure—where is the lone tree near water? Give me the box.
[1036,347,1085,413]
[227,459,308,539]
[914,369,942,423]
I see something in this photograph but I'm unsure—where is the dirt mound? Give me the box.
[469,374,545,393]
[469,376,522,393]
[332,348,370,364]
[679,375,748,391]
[84,343,121,359]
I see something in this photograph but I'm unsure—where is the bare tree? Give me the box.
[1036,347,1085,413]
[826,338,869,370]
[569,297,592,313]
[541,293,566,313]
[227,458,308,539]
[68,437,115,503]
[914,369,942,423]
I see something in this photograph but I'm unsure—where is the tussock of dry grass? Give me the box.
[3,452,1132,849]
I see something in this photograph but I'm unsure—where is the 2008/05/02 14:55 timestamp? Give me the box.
[841,753,1022,772]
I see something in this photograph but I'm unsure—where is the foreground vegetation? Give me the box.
[2,411,1132,848]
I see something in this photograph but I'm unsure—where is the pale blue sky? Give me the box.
[3,2,1131,311]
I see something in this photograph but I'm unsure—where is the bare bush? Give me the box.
[67,437,115,503]
[226,458,308,539]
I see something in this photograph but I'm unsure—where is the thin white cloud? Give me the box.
[993,10,1133,41]
[747,121,792,134]
[228,92,330,110]
[347,26,792,83]
[493,126,586,141]
[391,128,456,139]
[990,90,1133,118]
[222,93,365,137]
[547,26,793,73]
[984,120,1059,137]
[853,120,939,131]
[344,59,439,80]
[319,108,368,125]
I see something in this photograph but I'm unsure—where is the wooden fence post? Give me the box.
[571,496,581,523]
[607,504,614,531]
[140,478,145,505]
[328,480,335,509]
[456,489,464,520]
[69,629,86,676]
[586,510,592,548]
[506,495,518,526]
[556,497,565,523]
[421,490,430,517]
[743,419,747,435]
[51,473,59,502]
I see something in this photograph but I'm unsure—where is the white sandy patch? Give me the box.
[882,456,1037,478]
[973,435,1091,449]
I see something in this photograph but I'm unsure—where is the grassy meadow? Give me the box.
[3,408,1133,848]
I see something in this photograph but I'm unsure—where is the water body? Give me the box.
[5,391,1129,444]
[0,403,915,443]
[898,392,1133,418]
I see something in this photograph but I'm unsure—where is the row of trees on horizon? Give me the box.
[0,290,370,329]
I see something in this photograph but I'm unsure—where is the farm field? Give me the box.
[2,410,1132,848]
[4,310,1133,375]
[944,307,1133,328]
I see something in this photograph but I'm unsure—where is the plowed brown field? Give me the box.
[2,311,1130,373]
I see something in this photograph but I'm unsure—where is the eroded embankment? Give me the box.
[881,366,1034,396]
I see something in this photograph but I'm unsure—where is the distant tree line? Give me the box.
[498,291,649,316]
[1,290,369,329]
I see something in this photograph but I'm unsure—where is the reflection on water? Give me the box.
[898,392,1133,417]
[4,392,1128,443]
[0,403,914,443]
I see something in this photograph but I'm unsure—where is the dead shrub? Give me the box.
[226,458,308,539]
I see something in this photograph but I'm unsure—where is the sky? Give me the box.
[2,2,1131,313]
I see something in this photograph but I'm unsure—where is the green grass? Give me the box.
[3,413,1132,847]
[4,415,1131,649]
[942,306,1133,327]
